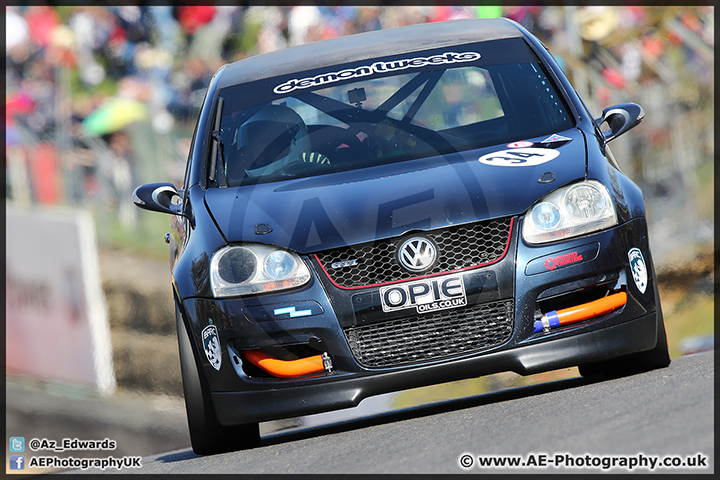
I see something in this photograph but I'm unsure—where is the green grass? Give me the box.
[391,369,580,410]
[392,377,494,410]
[662,290,714,359]
[93,206,172,262]
[694,159,714,221]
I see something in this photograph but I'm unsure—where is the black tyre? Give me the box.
[578,317,670,378]
[579,284,671,379]
[176,303,261,455]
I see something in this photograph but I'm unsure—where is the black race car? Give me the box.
[133,18,669,455]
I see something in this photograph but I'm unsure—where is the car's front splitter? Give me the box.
[211,310,661,426]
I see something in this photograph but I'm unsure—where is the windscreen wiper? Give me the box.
[208,96,226,186]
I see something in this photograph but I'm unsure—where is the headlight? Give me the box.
[522,180,618,244]
[210,244,311,297]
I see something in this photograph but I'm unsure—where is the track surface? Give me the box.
[80,352,713,474]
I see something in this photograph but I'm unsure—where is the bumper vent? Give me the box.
[343,300,514,369]
[315,217,512,289]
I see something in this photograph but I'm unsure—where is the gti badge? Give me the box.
[202,324,222,371]
[331,259,358,269]
[628,248,648,294]
[398,237,437,272]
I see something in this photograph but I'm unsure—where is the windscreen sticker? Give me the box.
[273,52,481,94]
[541,133,572,144]
[507,141,534,148]
[628,248,648,294]
[478,148,560,167]
[507,135,572,150]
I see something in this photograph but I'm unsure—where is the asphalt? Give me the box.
[4,374,382,472]
[6,343,713,474]
[74,352,716,474]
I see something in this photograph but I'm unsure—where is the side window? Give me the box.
[181,121,199,191]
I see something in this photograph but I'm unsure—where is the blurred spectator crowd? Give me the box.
[5,5,714,251]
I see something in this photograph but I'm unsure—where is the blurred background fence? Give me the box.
[6,5,713,265]
[5,6,714,399]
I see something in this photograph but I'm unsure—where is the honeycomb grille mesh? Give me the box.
[343,300,514,368]
[315,218,512,288]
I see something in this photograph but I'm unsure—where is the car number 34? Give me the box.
[478,148,560,167]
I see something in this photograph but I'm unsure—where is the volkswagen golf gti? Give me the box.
[133,18,670,454]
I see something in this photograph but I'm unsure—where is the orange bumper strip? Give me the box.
[534,292,627,333]
[244,349,332,378]
[557,291,627,325]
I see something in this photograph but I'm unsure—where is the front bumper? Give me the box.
[212,311,660,425]
[177,217,659,425]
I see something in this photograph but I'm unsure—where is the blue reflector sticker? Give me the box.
[274,306,313,318]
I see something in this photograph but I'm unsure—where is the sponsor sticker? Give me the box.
[380,274,467,314]
[478,148,560,167]
[507,140,534,148]
[544,251,583,271]
[541,133,572,145]
[628,248,648,294]
[273,52,481,94]
[202,324,222,371]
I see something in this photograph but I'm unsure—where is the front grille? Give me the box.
[315,217,513,288]
[343,300,514,369]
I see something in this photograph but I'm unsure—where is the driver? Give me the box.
[236,104,330,178]
[371,117,418,160]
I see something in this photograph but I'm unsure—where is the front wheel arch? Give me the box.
[578,273,670,379]
[175,298,260,455]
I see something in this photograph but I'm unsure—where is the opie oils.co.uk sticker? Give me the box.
[478,148,560,167]
[380,274,467,315]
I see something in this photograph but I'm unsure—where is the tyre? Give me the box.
[579,284,671,379]
[176,303,261,455]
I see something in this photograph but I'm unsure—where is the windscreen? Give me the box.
[211,38,574,186]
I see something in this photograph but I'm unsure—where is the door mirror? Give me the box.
[595,102,645,144]
[132,183,184,216]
